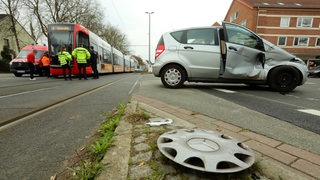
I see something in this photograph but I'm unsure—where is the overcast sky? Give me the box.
[100,0,232,61]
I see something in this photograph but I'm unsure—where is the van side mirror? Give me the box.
[257,52,265,68]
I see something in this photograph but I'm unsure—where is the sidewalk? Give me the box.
[98,94,320,179]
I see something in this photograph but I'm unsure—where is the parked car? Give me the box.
[308,66,320,78]
[152,22,308,92]
[9,44,48,77]
[307,59,320,78]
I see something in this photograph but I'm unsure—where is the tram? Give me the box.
[47,23,136,76]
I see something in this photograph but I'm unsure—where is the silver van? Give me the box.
[152,22,308,92]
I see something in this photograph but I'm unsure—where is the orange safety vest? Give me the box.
[41,56,50,66]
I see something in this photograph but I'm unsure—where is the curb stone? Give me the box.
[98,96,316,179]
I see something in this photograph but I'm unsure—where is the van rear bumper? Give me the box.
[152,64,162,77]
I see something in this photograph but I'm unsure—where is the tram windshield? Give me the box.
[48,31,73,55]
[48,31,73,66]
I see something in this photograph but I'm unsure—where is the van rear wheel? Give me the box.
[268,66,300,92]
[161,65,186,88]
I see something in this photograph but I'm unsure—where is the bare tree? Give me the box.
[0,0,22,51]
[3,0,130,54]
[24,0,105,40]
[101,24,130,54]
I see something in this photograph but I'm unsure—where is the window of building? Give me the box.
[3,38,9,47]
[316,38,320,46]
[230,11,239,22]
[240,20,247,27]
[297,17,313,27]
[280,17,290,27]
[294,37,309,46]
[278,37,286,46]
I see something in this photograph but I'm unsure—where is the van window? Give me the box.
[225,24,259,49]
[186,29,217,45]
[170,31,184,43]
[16,50,43,59]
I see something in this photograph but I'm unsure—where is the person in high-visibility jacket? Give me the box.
[58,46,72,80]
[72,45,91,80]
[41,52,51,77]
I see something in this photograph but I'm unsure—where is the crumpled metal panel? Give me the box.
[146,118,173,126]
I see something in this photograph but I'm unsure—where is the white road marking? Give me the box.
[298,109,320,117]
[129,80,138,95]
[0,87,53,99]
[215,89,236,93]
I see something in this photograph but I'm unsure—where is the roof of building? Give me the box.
[211,22,221,26]
[0,14,8,20]
[239,0,320,8]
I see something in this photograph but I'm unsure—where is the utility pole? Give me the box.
[145,12,154,62]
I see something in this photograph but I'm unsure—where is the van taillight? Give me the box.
[155,44,165,59]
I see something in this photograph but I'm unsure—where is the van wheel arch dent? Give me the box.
[160,64,186,88]
[268,66,301,92]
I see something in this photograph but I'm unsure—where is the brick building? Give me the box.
[224,0,320,60]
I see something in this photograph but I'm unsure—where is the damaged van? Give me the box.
[152,22,308,92]
[9,44,48,77]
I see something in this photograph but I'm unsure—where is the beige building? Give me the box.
[0,14,34,60]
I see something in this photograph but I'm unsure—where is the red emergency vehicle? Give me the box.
[9,44,48,77]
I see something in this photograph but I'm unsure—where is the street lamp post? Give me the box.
[145,12,154,62]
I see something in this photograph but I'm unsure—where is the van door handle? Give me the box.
[184,46,194,49]
[228,46,238,51]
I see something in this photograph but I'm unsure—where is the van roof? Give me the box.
[22,45,48,51]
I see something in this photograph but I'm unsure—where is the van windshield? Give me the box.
[16,50,43,59]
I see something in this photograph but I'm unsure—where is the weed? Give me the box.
[67,103,126,180]
[149,141,158,152]
[68,160,104,180]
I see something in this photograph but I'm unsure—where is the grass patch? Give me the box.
[67,103,126,180]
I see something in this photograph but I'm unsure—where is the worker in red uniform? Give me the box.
[27,50,37,80]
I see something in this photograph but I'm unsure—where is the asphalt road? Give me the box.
[135,74,320,155]
[0,73,142,179]
[199,78,320,134]
[0,73,319,179]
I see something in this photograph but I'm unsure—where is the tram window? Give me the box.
[103,49,112,64]
[77,31,89,48]
[113,54,119,65]
[98,46,103,63]
[91,43,98,51]
[119,57,124,66]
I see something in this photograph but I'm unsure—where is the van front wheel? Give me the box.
[268,66,300,92]
[161,65,186,88]
[14,73,23,77]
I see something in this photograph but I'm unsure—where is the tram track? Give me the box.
[0,77,127,130]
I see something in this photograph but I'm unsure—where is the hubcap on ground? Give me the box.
[157,129,255,173]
